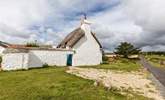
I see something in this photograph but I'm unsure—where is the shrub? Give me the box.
[26,42,39,47]
[42,63,49,68]
[102,55,109,64]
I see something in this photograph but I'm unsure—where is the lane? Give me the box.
[140,56,165,87]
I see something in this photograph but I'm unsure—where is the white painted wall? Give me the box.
[1,49,73,70]
[72,23,102,66]
[28,50,73,67]
[2,53,29,70]
[0,46,5,56]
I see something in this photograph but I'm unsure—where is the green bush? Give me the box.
[42,63,49,68]
[102,55,109,64]
[26,42,39,47]
[102,55,108,61]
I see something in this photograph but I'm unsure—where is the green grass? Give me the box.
[0,67,148,100]
[79,58,142,72]
[145,54,165,68]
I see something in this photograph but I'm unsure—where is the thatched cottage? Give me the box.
[57,18,103,66]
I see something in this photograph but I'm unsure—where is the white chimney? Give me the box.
[80,15,92,36]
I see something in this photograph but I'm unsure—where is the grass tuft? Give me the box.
[79,58,142,72]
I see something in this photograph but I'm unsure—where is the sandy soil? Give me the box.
[66,67,164,100]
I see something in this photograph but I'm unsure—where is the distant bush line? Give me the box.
[142,51,165,55]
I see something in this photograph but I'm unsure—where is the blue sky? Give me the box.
[0,0,165,52]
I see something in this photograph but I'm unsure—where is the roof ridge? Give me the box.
[57,27,85,48]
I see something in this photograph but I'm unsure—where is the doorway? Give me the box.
[67,54,73,66]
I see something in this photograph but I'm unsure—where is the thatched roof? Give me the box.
[57,28,85,48]
[57,28,102,48]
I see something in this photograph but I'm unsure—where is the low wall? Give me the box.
[28,50,73,68]
[2,53,29,70]
[2,48,73,70]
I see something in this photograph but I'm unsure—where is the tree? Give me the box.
[26,42,39,47]
[115,42,141,58]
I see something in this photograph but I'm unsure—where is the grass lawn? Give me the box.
[79,58,142,72]
[145,54,165,68]
[0,67,148,100]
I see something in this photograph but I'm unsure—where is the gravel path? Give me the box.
[67,67,164,100]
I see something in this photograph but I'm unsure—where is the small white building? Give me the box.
[57,17,103,66]
[1,16,103,70]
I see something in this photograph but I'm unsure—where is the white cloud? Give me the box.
[121,0,165,50]
[89,6,142,51]
[0,0,164,51]
[0,0,51,43]
[88,0,165,51]
[0,0,117,44]
[123,0,165,33]
[142,45,165,52]
[0,0,50,28]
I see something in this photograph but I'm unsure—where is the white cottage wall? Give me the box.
[72,24,102,66]
[28,50,73,68]
[2,49,73,71]
[1,53,29,70]
[72,37,102,66]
